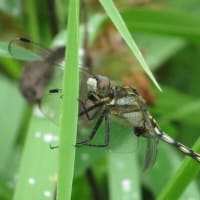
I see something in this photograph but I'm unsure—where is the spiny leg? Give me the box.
[104,112,110,147]
[79,101,105,116]
[79,99,103,120]
[76,111,105,146]
[79,99,91,120]
[84,112,110,147]
[49,108,105,149]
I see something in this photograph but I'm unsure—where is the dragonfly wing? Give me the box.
[106,119,137,153]
[143,136,159,170]
[39,67,91,125]
[39,89,62,125]
[8,37,47,61]
[46,67,64,90]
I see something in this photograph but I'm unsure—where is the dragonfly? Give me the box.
[49,74,200,169]
[9,37,200,168]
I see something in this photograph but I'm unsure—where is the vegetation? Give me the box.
[0,0,200,200]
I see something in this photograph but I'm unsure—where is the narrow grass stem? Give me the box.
[56,0,80,199]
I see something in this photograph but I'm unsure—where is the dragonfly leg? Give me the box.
[102,112,110,147]
[79,112,110,147]
[76,110,110,147]
[79,99,90,119]
[79,99,102,120]
[76,111,105,146]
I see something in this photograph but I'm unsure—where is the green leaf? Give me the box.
[0,75,26,199]
[13,113,59,200]
[56,0,79,200]
[0,75,25,173]
[122,8,200,42]
[99,0,161,91]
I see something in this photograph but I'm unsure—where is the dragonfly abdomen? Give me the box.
[155,130,200,163]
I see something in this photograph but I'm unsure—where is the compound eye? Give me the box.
[96,75,110,97]
[95,75,110,91]
[87,77,97,92]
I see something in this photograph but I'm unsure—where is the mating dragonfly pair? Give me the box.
[9,38,200,169]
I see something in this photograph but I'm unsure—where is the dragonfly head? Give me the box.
[87,75,111,97]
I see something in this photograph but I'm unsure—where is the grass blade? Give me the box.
[23,0,40,42]
[99,0,161,91]
[56,0,79,199]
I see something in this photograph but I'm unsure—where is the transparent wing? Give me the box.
[39,68,89,125]
[108,119,137,153]
[8,37,47,61]
[45,66,64,91]
[143,136,159,170]
[39,89,62,125]
[9,37,66,64]
[39,67,64,124]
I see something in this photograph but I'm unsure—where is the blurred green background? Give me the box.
[0,0,200,200]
